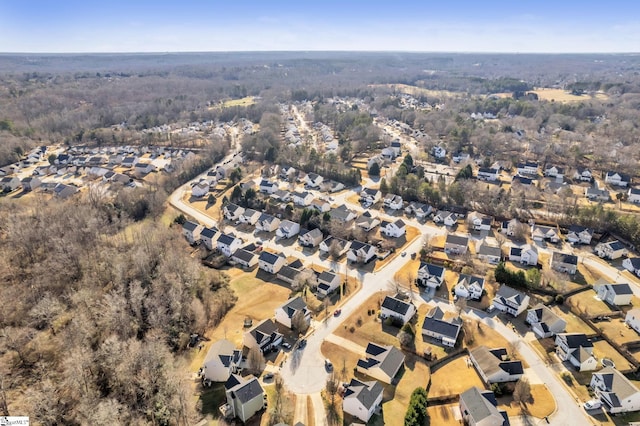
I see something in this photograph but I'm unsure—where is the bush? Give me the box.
[401,322,415,336]
[555,295,565,304]
[349,326,355,333]
[356,316,363,327]
[174,214,186,225]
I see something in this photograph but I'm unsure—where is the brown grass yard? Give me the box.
[334,292,400,348]
[551,305,594,335]
[596,317,640,346]
[593,340,635,372]
[426,404,460,426]
[381,355,431,425]
[429,356,484,397]
[566,290,613,316]
[499,384,555,419]
[393,259,421,285]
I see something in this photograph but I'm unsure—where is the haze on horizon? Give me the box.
[1,0,639,54]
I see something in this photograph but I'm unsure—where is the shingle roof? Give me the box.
[233,249,256,263]
[217,233,237,246]
[422,306,461,340]
[595,367,640,401]
[381,296,413,315]
[259,251,281,265]
[470,346,523,378]
[357,343,405,379]
[459,387,506,426]
[230,376,264,404]
[344,379,383,410]
[183,221,200,232]
[318,271,337,284]
[446,234,469,247]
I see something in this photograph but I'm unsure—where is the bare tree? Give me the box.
[325,373,341,426]
[513,377,532,405]
[246,346,266,374]
[291,310,309,335]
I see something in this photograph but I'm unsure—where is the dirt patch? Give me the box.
[426,404,460,426]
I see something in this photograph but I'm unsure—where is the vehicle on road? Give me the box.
[325,359,333,371]
[486,304,496,314]
[297,339,307,350]
[333,309,341,317]
[583,400,602,410]
[281,342,292,350]
[401,251,407,257]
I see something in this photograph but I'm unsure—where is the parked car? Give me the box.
[325,359,333,371]
[333,309,342,317]
[297,339,307,350]
[281,342,292,350]
[583,400,602,410]
[263,373,274,381]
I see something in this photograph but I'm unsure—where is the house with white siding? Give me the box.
[469,346,524,384]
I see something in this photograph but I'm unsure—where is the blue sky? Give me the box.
[1,1,639,53]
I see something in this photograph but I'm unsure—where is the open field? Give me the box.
[369,83,463,99]
[596,317,640,346]
[393,259,421,286]
[209,96,256,108]
[494,88,609,103]
[429,356,484,397]
[463,318,512,351]
[566,290,613,316]
[593,340,634,371]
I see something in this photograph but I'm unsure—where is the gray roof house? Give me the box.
[342,378,384,423]
[421,306,461,347]
[459,386,510,426]
[222,374,266,423]
[356,343,405,384]
[590,367,640,414]
[469,346,524,384]
[526,304,566,338]
[445,234,469,255]
[380,296,416,325]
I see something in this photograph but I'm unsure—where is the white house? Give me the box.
[550,251,578,274]
[222,375,266,423]
[319,236,349,257]
[454,274,484,300]
[629,188,640,204]
[276,266,301,286]
[223,203,245,221]
[380,296,416,325]
[216,234,243,257]
[274,296,310,329]
[421,306,461,347]
[573,167,593,182]
[355,211,380,231]
[243,319,283,353]
[417,262,445,288]
[360,187,382,205]
[476,238,502,264]
[433,210,458,227]
[299,228,324,247]
[383,194,403,210]
[492,285,530,317]
[445,234,469,255]
[200,227,219,250]
[329,205,357,223]
[605,171,631,187]
[623,257,640,278]
[347,241,377,264]
[566,225,594,245]
[310,199,330,213]
[239,208,261,225]
[342,379,384,423]
[356,343,405,384]
[516,161,539,176]
[468,212,493,231]
[381,219,406,238]
[255,214,280,233]
[405,201,432,220]
[231,249,258,269]
[317,271,341,297]
[626,309,640,334]
[182,221,204,245]
[594,283,633,306]
[202,339,243,382]
[259,179,277,194]
[258,251,286,274]
[509,244,538,266]
[595,240,628,260]
[501,218,522,237]
[292,191,314,206]
[544,165,565,180]
[555,333,597,371]
[452,151,470,163]
[477,167,500,182]
[469,346,524,384]
[459,387,509,426]
[276,220,301,239]
[590,367,640,414]
[526,304,566,338]
[531,224,560,243]
[585,186,610,201]
[432,146,446,159]
[305,172,323,188]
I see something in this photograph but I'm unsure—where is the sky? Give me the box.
[1,1,639,53]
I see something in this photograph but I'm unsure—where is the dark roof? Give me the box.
[495,285,528,307]
[281,296,307,318]
[233,249,256,263]
[568,225,593,234]
[419,262,445,277]
[478,167,499,174]
[344,379,384,410]
[278,265,300,281]
[318,271,337,283]
[559,333,593,350]
[552,251,578,265]
[231,377,264,404]
[259,251,281,265]
[510,247,522,257]
[201,227,217,239]
[217,233,237,246]
[608,240,626,251]
[183,221,200,232]
[381,296,413,315]
[358,343,405,379]
[446,234,469,247]
[422,306,461,340]
[459,387,507,426]
[608,283,633,295]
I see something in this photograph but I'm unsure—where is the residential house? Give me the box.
[192,180,210,198]
[299,228,324,247]
[469,212,493,231]
[433,210,459,227]
[432,146,446,159]
[501,218,522,237]
[623,257,640,278]
[217,234,243,257]
[421,306,462,347]
[452,151,471,163]
[492,285,530,317]
[509,244,538,266]
[0,176,20,192]
[629,188,640,204]
[380,296,416,325]
[595,240,628,260]
[531,224,560,243]
[255,213,280,233]
[133,162,154,177]
[202,339,243,382]
[292,191,314,206]
[566,225,594,245]
[477,167,500,182]
[121,156,139,168]
[526,304,566,338]
[240,209,261,225]
[274,296,310,329]
[476,238,502,264]
[445,234,469,255]
[390,140,402,156]
[310,198,330,213]
[550,251,578,274]
[516,161,539,176]
[200,227,219,250]
[222,374,266,423]
[53,183,78,198]
[231,249,258,269]
[381,219,406,238]
[383,194,403,210]
[405,201,432,220]
[258,251,286,274]
[347,241,377,264]
[605,171,631,187]
[259,179,277,194]
[512,175,533,186]
[573,167,593,182]
[305,172,323,188]
[329,204,357,223]
[455,274,485,300]
[356,343,405,384]
[270,189,291,202]
[626,309,640,334]
[360,187,382,205]
[276,265,301,286]
[279,166,297,181]
[319,236,349,257]
[459,387,509,426]
[276,220,300,239]
[585,186,610,201]
[342,379,384,423]
[590,367,640,414]
[355,211,380,232]
[317,271,341,297]
[544,164,565,179]
[223,203,245,221]
[182,221,204,245]
[417,262,446,289]
[21,177,41,191]
[555,333,597,371]
[325,180,345,193]
[243,319,283,353]
[469,346,524,384]
[595,283,634,306]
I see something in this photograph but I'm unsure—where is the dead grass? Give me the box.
[593,340,634,371]
[464,319,512,351]
[499,384,555,418]
[334,292,400,348]
[578,262,608,285]
[426,403,460,426]
[373,225,421,272]
[551,305,594,335]
[596,317,640,346]
[429,356,484,397]
[370,83,463,100]
[381,354,431,424]
[566,290,613,316]
[394,259,421,286]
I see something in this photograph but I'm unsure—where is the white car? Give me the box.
[583,399,602,410]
